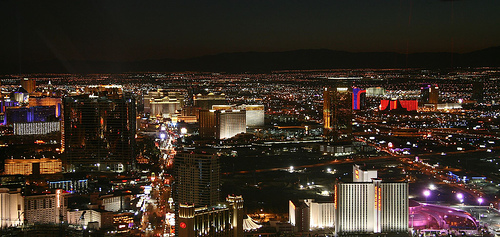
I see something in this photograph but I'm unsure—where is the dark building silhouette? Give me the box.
[199,109,217,139]
[173,150,220,207]
[472,81,484,103]
[174,150,223,236]
[62,92,136,172]
[420,84,439,105]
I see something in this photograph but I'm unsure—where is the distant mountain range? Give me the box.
[4,46,500,74]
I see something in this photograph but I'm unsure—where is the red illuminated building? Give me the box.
[379,100,418,112]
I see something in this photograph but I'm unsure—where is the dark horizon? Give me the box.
[2,46,500,74]
[13,44,500,64]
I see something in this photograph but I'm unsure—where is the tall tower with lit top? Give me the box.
[323,86,353,141]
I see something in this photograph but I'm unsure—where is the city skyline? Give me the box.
[1,1,500,235]
[0,70,499,235]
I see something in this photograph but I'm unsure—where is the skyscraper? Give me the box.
[323,86,353,141]
[421,84,439,105]
[335,165,408,234]
[213,104,264,128]
[472,81,484,103]
[199,109,217,139]
[352,87,366,110]
[240,104,264,127]
[289,199,334,232]
[216,109,246,140]
[62,92,136,172]
[173,150,220,207]
[173,149,246,237]
[144,89,185,116]
[199,109,246,140]
[5,106,58,124]
[20,78,36,94]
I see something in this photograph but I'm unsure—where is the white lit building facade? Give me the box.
[13,121,60,135]
[213,104,264,128]
[289,199,334,232]
[334,166,408,234]
[199,104,263,139]
[101,194,132,212]
[366,87,386,97]
[49,179,88,193]
[24,189,68,224]
[67,209,101,229]
[240,105,264,127]
[0,188,24,228]
[306,199,335,229]
[217,110,246,140]
[150,97,181,118]
[353,164,378,182]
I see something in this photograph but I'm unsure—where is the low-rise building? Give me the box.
[101,194,132,212]
[4,158,62,176]
[0,188,24,228]
[24,189,68,225]
[67,209,101,228]
[49,179,88,193]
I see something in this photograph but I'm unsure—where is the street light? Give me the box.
[478,198,484,205]
[457,193,464,204]
[423,190,431,203]
[429,184,437,191]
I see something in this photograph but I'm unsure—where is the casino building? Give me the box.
[177,195,244,237]
[62,87,136,172]
[334,165,409,234]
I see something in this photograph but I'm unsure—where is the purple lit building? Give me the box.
[409,200,478,231]
[4,106,58,125]
[352,87,366,110]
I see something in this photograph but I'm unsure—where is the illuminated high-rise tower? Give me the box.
[216,109,246,140]
[323,86,353,141]
[20,78,36,94]
[335,165,408,235]
[352,87,366,110]
[173,150,220,207]
[420,84,439,105]
[199,109,246,140]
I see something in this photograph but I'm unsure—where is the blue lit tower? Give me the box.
[352,87,366,110]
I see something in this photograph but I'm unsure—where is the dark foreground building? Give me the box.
[62,92,136,172]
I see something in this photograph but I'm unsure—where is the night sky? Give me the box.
[1,0,499,63]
